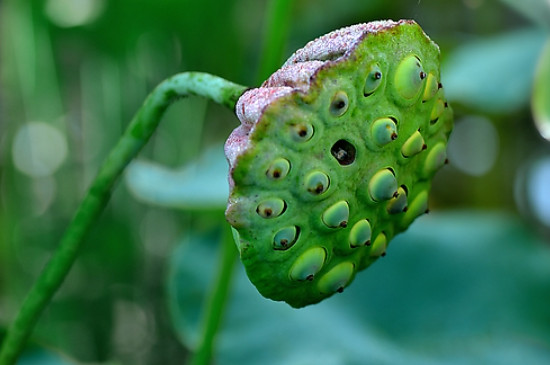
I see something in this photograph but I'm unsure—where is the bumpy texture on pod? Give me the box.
[225,20,453,308]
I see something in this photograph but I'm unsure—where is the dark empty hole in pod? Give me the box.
[331,139,356,166]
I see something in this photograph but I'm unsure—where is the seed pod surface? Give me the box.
[225,19,453,307]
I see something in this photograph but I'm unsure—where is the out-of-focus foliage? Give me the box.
[443,28,546,113]
[169,212,550,365]
[1,0,550,364]
[532,40,550,140]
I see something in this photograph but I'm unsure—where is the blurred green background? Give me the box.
[1,0,550,364]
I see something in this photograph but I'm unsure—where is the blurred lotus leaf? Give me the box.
[168,211,550,365]
[532,39,550,140]
[443,28,547,113]
[498,0,550,28]
[124,143,228,210]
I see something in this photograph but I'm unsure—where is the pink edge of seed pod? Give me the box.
[224,19,414,189]
[283,20,404,66]
[262,61,325,92]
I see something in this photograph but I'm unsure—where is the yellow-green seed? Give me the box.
[329,91,349,117]
[423,143,447,177]
[402,190,429,227]
[289,247,326,281]
[321,200,349,228]
[368,168,398,202]
[364,63,383,96]
[256,198,286,219]
[394,54,426,100]
[305,170,330,195]
[318,262,354,294]
[401,130,426,158]
[387,186,408,214]
[290,122,314,142]
[370,232,387,257]
[371,117,398,146]
[422,72,438,102]
[273,226,299,250]
[349,219,372,247]
[266,158,291,180]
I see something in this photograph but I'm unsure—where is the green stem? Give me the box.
[189,227,237,365]
[0,72,247,365]
[189,3,295,364]
[257,0,294,82]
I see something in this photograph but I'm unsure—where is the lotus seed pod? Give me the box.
[225,20,453,307]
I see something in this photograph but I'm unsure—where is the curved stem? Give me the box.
[0,72,247,365]
[190,227,237,365]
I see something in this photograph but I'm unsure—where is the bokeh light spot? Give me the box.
[517,156,550,229]
[12,121,68,177]
[447,116,499,176]
[45,0,105,28]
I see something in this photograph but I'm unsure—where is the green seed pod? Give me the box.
[273,226,299,250]
[394,55,426,101]
[322,200,349,228]
[364,63,383,96]
[371,117,398,146]
[368,168,398,202]
[401,130,426,158]
[318,262,354,294]
[349,219,372,247]
[225,20,453,307]
[289,247,326,281]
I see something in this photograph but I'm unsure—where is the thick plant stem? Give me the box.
[0,72,247,365]
[190,227,237,365]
